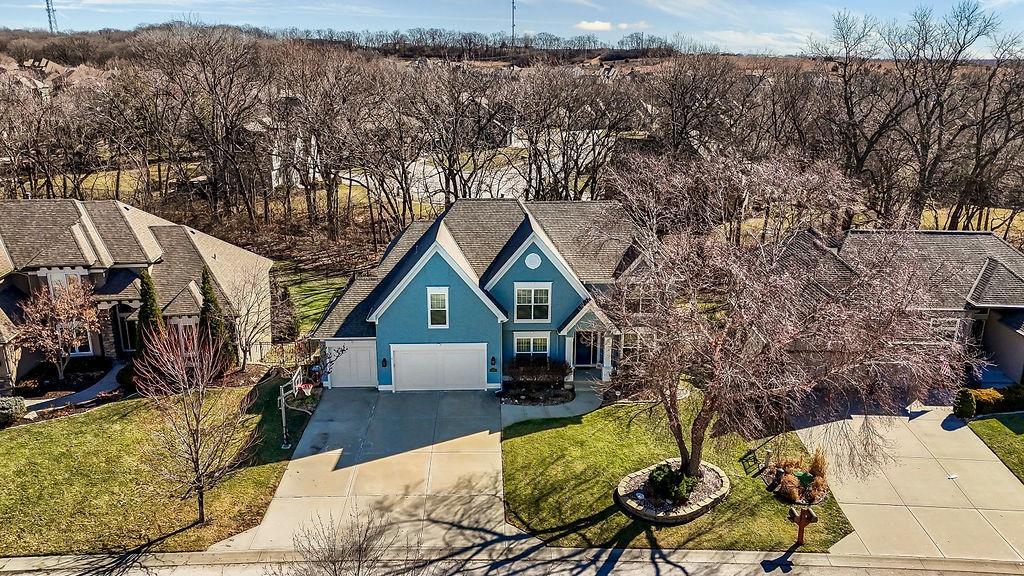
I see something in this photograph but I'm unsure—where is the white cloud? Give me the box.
[698,28,822,55]
[574,20,613,31]
[616,20,650,30]
[575,19,652,32]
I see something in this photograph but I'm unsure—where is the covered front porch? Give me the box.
[559,301,620,382]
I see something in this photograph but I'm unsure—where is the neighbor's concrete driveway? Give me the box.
[798,407,1024,561]
[213,388,514,552]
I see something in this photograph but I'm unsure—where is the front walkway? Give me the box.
[798,407,1024,561]
[500,382,603,427]
[24,362,124,413]
[213,388,511,551]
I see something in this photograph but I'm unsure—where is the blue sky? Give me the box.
[3,0,1023,55]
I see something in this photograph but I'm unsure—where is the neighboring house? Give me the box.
[312,199,637,391]
[0,200,274,393]
[793,228,1024,386]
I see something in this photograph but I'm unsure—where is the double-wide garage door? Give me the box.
[392,343,487,391]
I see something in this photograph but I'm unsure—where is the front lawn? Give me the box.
[970,414,1024,483]
[0,376,309,556]
[502,403,853,552]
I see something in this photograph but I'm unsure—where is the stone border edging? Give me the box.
[614,458,731,524]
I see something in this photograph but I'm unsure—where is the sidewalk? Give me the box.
[24,362,124,413]
[2,546,1024,575]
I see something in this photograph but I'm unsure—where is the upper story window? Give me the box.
[514,282,551,323]
[427,287,449,329]
[45,269,86,295]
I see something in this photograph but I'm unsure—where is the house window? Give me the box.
[61,321,92,356]
[514,282,551,323]
[118,313,138,352]
[622,331,641,357]
[427,287,448,329]
[514,332,549,359]
[46,270,85,295]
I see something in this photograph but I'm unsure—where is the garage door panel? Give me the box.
[393,344,486,391]
[327,340,378,388]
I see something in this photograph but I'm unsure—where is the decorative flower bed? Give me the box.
[615,458,730,524]
[761,449,830,505]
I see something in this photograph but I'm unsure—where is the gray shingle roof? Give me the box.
[840,230,1024,309]
[81,201,150,264]
[0,199,158,270]
[313,199,638,339]
[94,268,142,301]
[149,226,231,317]
[442,199,526,277]
[313,277,379,338]
[0,200,100,269]
[968,258,1024,307]
[526,201,637,283]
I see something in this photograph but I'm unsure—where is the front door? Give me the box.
[574,331,603,366]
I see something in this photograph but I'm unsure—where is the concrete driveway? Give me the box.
[213,388,512,552]
[798,407,1024,561]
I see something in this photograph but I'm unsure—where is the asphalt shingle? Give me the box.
[840,230,1024,309]
[313,199,638,339]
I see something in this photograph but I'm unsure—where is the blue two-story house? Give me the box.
[311,199,638,391]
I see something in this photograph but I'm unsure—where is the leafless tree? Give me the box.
[135,327,257,524]
[598,153,978,478]
[231,267,273,371]
[16,279,100,381]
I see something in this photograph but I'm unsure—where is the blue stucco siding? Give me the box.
[375,251,503,385]
[490,240,587,365]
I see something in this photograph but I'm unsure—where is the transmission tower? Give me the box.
[46,0,58,33]
[511,0,516,47]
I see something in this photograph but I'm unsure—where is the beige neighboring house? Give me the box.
[800,228,1024,387]
[0,200,273,393]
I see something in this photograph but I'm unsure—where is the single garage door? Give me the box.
[391,343,487,391]
[325,339,378,388]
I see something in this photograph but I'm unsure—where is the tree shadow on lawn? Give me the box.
[56,523,195,576]
[397,478,774,576]
[392,475,692,576]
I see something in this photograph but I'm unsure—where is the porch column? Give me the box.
[601,335,613,381]
[565,334,575,382]
[97,305,118,359]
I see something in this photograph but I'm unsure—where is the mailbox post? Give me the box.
[788,507,818,546]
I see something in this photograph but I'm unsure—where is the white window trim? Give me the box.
[514,331,550,357]
[514,281,552,324]
[69,329,93,357]
[427,286,449,329]
[118,312,137,352]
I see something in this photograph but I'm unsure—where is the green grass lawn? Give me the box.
[280,271,349,335]
[0,376,310,556]
[502,403,853,552]
[970,414,1024,483]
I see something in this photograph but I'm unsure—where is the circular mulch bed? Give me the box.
[615,459,731,524]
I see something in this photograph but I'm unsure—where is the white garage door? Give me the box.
[392,343,487,391]
[325,340,378,388]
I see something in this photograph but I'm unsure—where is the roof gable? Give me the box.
[366,241,508,323]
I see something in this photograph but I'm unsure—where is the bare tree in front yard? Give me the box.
[599,153,979,478]
[231,267,273,371]
[16,280,100,382]
[135,327,257,524]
